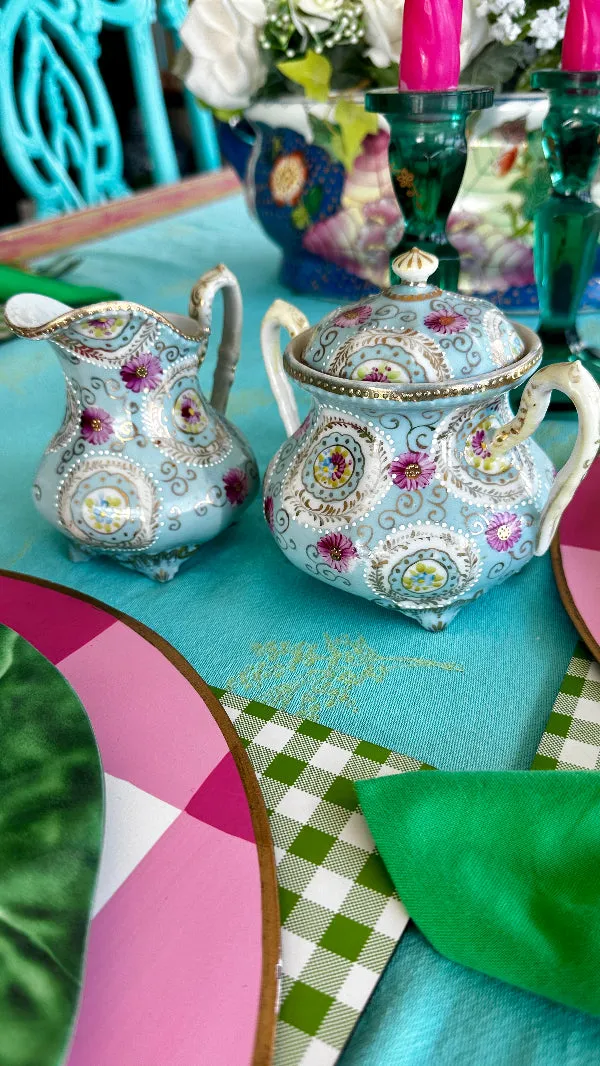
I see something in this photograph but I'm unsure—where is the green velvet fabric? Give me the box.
[356,771,600,1017]
[0,626,104,1066]
[0,262,119,305]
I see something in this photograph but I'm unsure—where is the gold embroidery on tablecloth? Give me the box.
[226,633,463,720]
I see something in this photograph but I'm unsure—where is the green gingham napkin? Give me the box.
[212,688,433,1066]
[533,641,600,771]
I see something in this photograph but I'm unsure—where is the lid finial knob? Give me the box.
[392,247,439,285]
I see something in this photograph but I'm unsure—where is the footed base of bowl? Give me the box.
[67,541,201,582]
[392,604,463,631]
[279,250,378,301]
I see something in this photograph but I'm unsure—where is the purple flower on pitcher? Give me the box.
[80,406,114,445]
[87,316,116,335]
[316,532,358,573]
[389,451,436,491]
[334,305,372,328]
[223,467,248,506]
[424,309,469,335]
[120,352,163,393]
[485,512,522,552]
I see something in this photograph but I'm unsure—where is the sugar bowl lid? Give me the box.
[295,248,529,395]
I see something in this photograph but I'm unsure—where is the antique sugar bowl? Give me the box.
[261,248,600,629]
[5,265,258,581]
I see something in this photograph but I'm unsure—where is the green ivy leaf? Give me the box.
[277,50,332,102]
[291,203,311,230]
[333,98,379,171]
[0,627,103,1066]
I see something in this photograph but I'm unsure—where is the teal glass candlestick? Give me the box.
[365,87,494,291]
[531,70,600,382]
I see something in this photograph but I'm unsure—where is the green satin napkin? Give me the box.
[0,262,120,305]
[355,770,600,1017]
[0,626,104,1065]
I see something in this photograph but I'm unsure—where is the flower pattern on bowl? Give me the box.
[82,488,130,535]
[316,532,358,573]
[389,452,436,491]
[424,309,469,335]
[314,445,354,489]
[334,305,373,328]
[485,511,522,552]
[401,560,447,594]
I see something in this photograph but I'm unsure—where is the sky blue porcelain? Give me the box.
[5,266,257,581]
[261,248,600,629]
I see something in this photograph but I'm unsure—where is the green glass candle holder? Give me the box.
[531,70,600,385]
[365,87,494,291]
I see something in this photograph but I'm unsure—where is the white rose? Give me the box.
[364,0,403,68]
[461,0,492,67]
[180,0,267,112]
[295,0,345,34]
[364,0,490,71]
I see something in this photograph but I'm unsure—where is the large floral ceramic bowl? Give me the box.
[219,94,600,310]
[260,247,600,630]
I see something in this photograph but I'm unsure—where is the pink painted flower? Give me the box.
[389,452,436,491]
[424,309,469,335]
[223,467,248,506]
[329,450,348,481]
[80,406,114,445]
[316,532,358,573]
[120,352,163,392]
[179,391,203,425]
[334,304,372,328]
[264,495,274,531]
[87,316,115,335]
[471,429,491,459]
[363,366,391,382]
[485,512,522,552]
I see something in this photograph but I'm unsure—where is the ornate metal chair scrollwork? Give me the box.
[0,0,220,218]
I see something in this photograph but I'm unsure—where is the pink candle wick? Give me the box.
[399,0,462,91]
[562,0,600,72]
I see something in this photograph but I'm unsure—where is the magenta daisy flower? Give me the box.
[389,451,436,491]
[316,532,358,572]
[329,451,349,481]
[471,428,491,458]
[363,367,390,382]
[120,352,162,392]
[80,406,114,445]
[424,308,469,335]
[485,512,522,552]
[223,467,248,506]
[87,316,115,335]
[264,495,275,531]
[334,305,372,328]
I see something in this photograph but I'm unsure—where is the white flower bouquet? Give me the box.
[179,0,565,117]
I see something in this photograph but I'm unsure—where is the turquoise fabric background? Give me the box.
[1,193,599,1061]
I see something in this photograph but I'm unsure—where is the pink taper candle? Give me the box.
[399,0,461,91]
[562,0,600,71]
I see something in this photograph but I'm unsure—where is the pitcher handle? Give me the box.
[188,264,243,414]
[489,361,600,556]
[261,299,310,436]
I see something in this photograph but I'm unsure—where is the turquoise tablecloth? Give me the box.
[1,193,599,1063]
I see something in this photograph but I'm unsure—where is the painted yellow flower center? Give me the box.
[329,547,343,561]
[405,463,421,479]
[91,418,102,431]
[135,365,148,377]
[497,523,512,541]
[438,315,455,326]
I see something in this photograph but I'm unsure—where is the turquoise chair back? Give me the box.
[0,0,220,218]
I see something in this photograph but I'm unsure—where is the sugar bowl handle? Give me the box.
[188,264,243,414]
[489,361,600,556]
[261,300,310,437]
